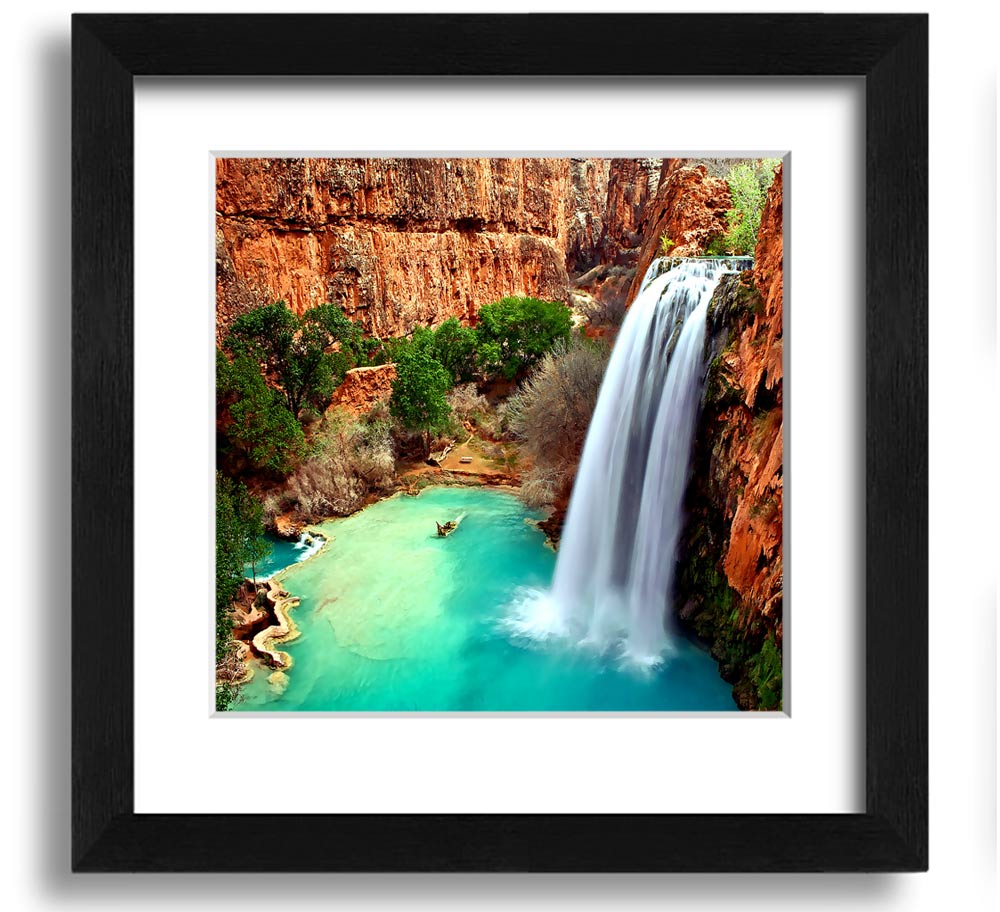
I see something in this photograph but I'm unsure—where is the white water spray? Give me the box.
[505,256,751,667]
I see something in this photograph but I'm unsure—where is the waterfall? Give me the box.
[505,256,752,667]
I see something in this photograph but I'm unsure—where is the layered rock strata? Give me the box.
[625,160,732,305]
[675,164,784,710]
[217,157,668,344]
[217,157,582,342]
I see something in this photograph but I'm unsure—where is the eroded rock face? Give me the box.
[722,164,784,618]
[598,157,662,266]
[216,158,580,342]
[327,363,397,416]
[675,164,784,710]
[625,161,731,305]
[564,158,611,274]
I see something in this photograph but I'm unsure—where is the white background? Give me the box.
[133,79,860,816]
[4,0,997,908]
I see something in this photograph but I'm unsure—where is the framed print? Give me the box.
[72,13,927,871]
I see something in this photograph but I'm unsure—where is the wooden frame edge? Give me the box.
[71,12,929,873]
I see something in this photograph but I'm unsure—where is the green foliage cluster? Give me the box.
[218,301,381,477]
[215,474,270,710]
[225,302,373,418]
[389,344,453,432]
[388,297,572,432]
[422,318,481,384]
[748,632,783,710]
[659,234,676,256]
[475,296,573,381]
[702,234,730,257]
[719,158,781,256]
[216,351,305,475]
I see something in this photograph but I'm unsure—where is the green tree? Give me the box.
[430,317,480,383]
[225,301,349,417]
[215,475,271,710]
[721,159,781,256]
[305,303,366,368]
[389,343,452,432]
[475,296,573,380]
[217,351,305,475]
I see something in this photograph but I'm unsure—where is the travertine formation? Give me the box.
[250,579,302,670]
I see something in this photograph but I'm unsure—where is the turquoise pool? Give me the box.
[235,486,735,712]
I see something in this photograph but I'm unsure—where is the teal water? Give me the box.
[247,532,326,581]
[235,486,735,712]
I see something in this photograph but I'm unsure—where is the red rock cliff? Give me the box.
[327,364,397,417]
[566,158,662,317]
[675,163,784,710]
[217,158,590,342]
[625,160,731,304]
[564,158,611,274]
[597,158,663,266]
[722,165,783,617]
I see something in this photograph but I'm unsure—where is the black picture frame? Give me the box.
[72,13,928,872]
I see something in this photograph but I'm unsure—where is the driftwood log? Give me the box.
[426,443,454,467]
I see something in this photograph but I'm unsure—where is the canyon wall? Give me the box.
[567,158,663,317]
[217,157,665,343]
[624,160,732,306]
[564,158,611,274]
[217,157,646,343]
[675,164,784,710]
[597,157,663,266]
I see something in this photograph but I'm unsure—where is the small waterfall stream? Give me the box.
[506,256,752,667]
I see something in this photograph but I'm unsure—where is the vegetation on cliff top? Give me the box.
[715,159,781,256]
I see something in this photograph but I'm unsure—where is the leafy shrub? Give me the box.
[304,303,366,364]
[427,318,480,383]
[702,234,730,257]
[659,234,676,256]
[225,301,366,418]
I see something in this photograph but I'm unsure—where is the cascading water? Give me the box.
[505,256,752,667]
